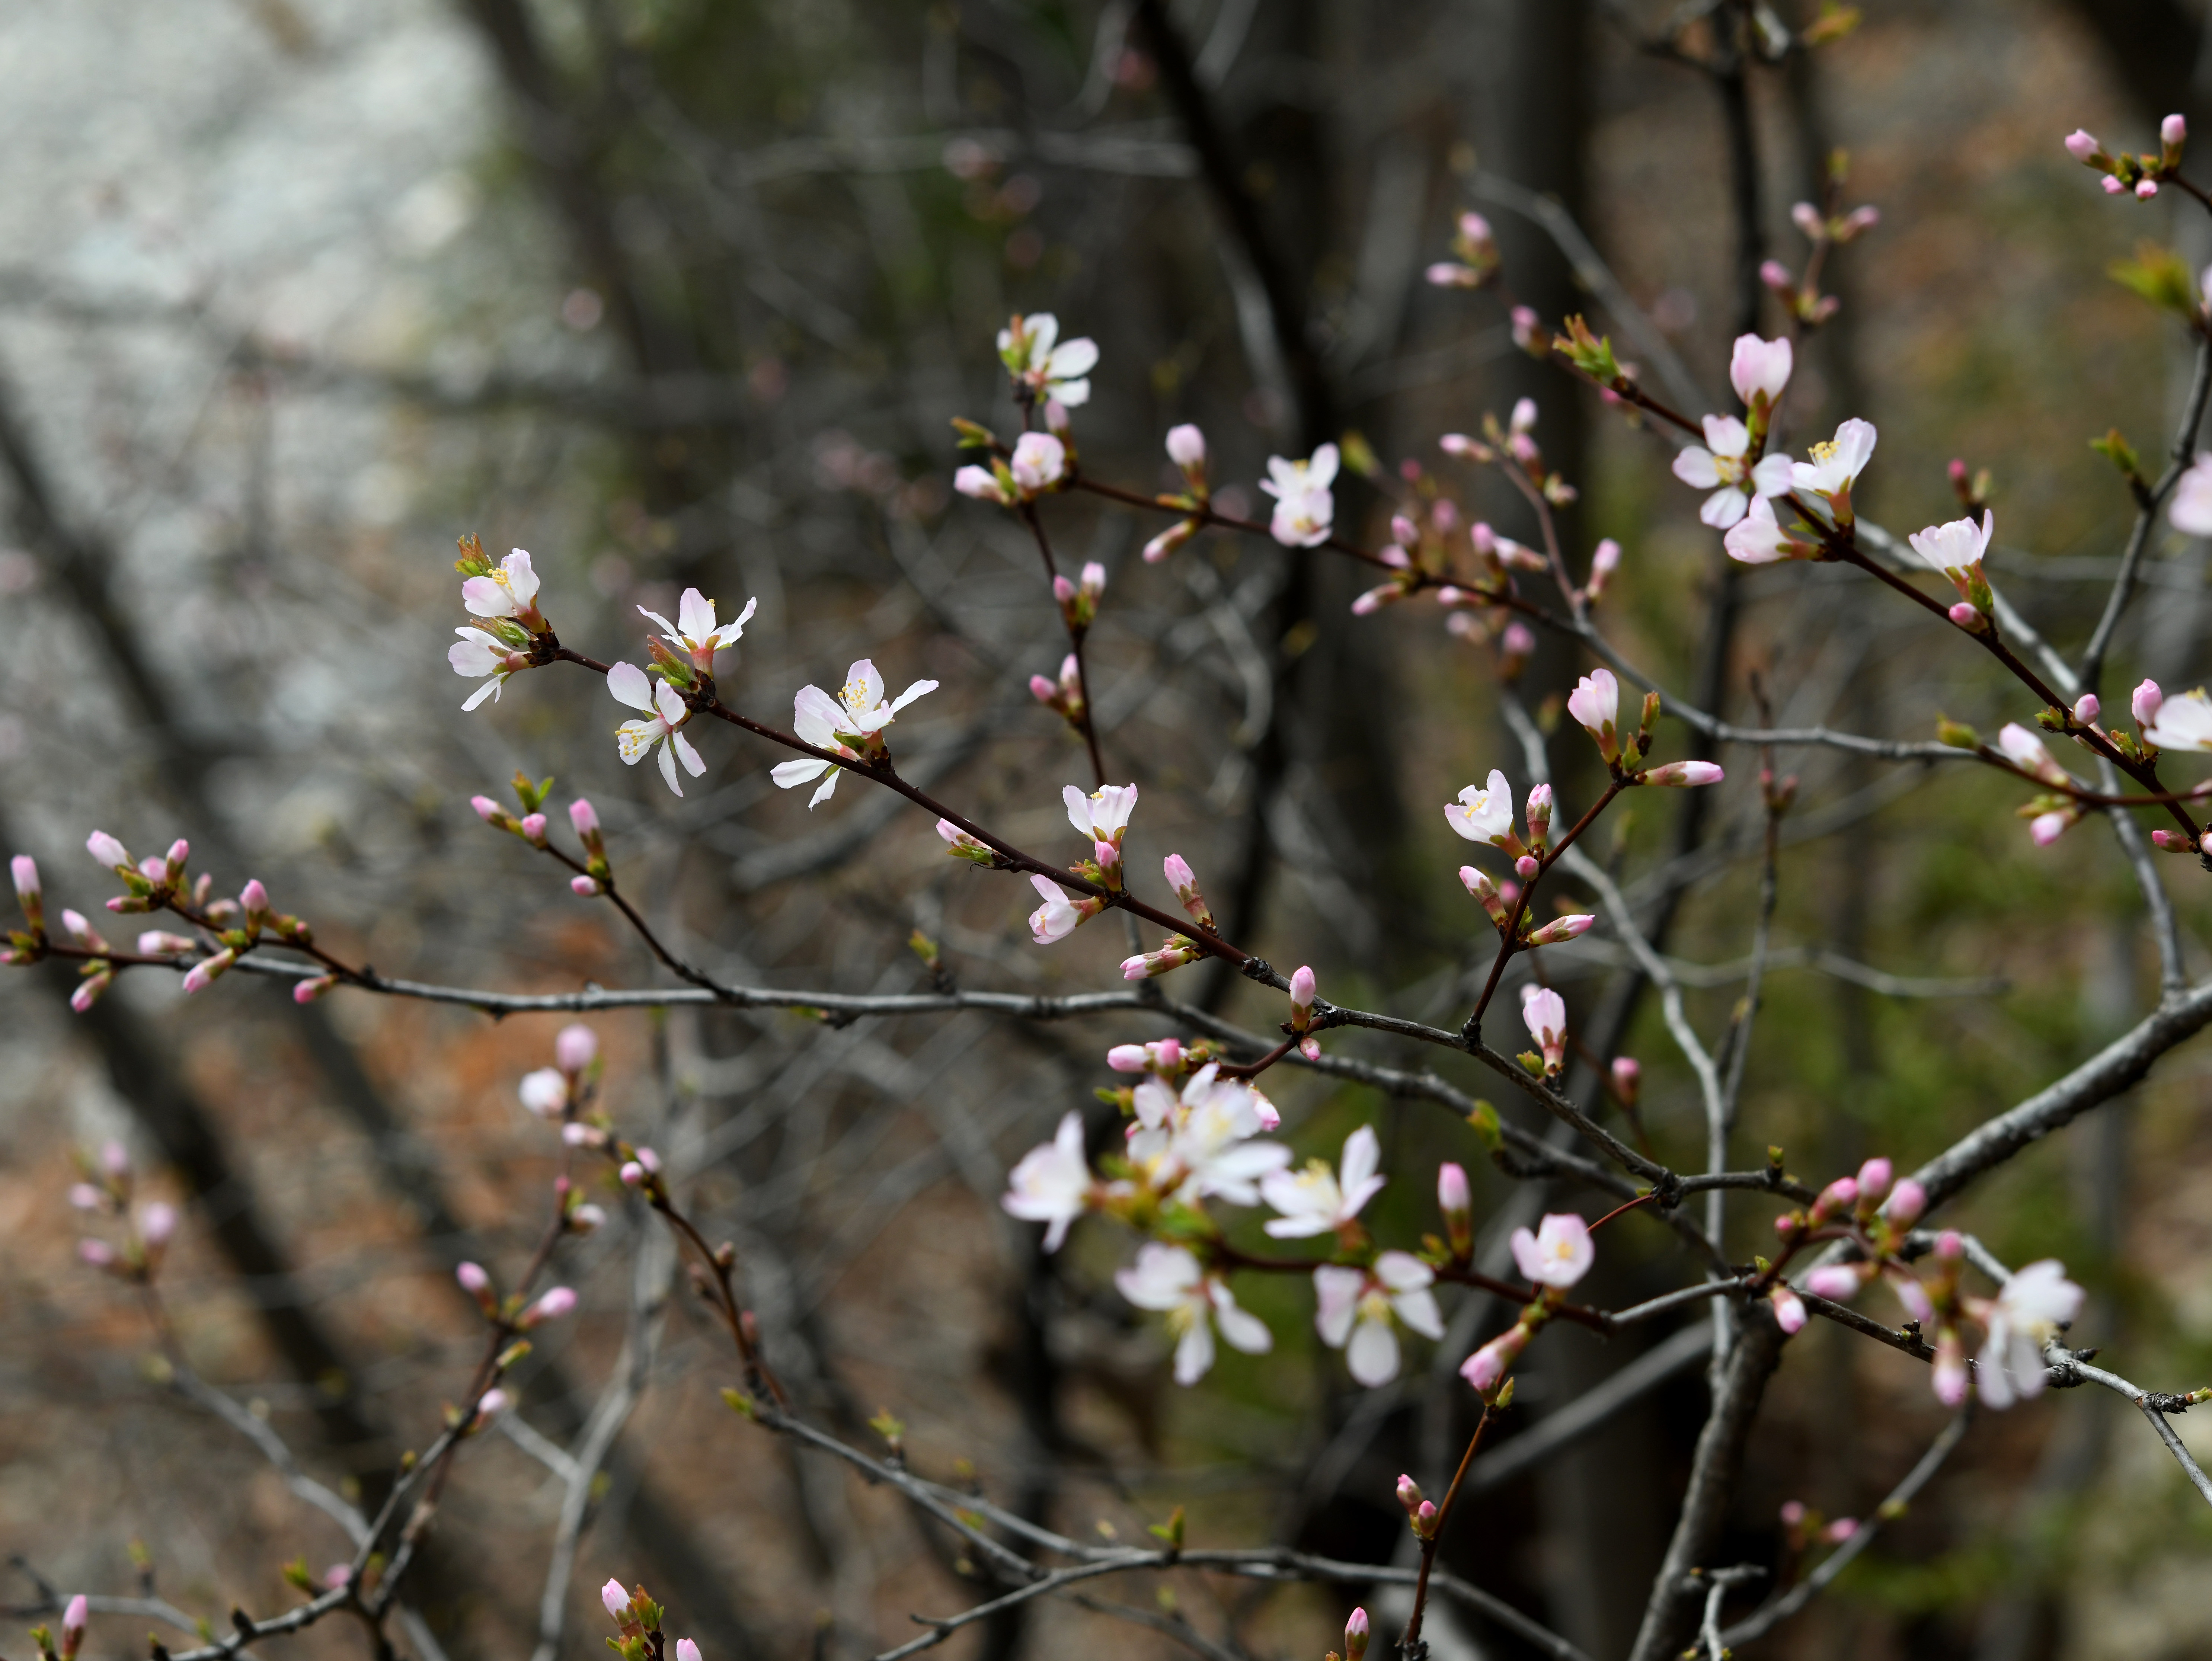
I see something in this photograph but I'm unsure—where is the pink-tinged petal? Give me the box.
[1509,1226,1544,1282]
[793,684,846,748]
[502,550,540,605]
[461,575,515,617]
[677,588,716,640]
[1214,1295,1273,1355]
[607,660,656,711]
[449,637,499,676]
[1700,414,1751,458]
[1701,487,1750,529]
[1749,454,1795,497]
[846,659,886,710]
[1671,447,1723,489]
[712,595,758,645]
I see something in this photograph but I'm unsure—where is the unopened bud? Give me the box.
[1343,1607,1369,1661]
[1437,1162,1473,1257]
[1610,1055,1641,1107]
[86,830,131,870]
[2072,693,2099,726]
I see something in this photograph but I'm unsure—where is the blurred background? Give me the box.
[3,0,2211,1657]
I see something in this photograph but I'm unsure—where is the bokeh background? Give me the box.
[3,1,2211,1657]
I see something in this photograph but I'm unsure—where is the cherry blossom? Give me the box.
[997,313,1098,407]
[2141,686,2212,751]
[1445,769,1529,855]
[1314,1252,1445,1386]
[638,589,758,673]
[461,548,547,628]
[1125,1062,1288,1202]
[1262,1124,1384,1238]
[1260,444,1338,547]
[1460,1322,1529,1393]
[1972,1259,2084,1409]
[1521,985,1567,1075]
[1002,1110,1093,1249]
[770,660,939,807]
[1010,432,1067,494]
[449,627,532,711]
[1641,761,1725,787]
[519,1068,567,1119]
[2170,455,2212,536]
[1511,1212,1594,1289]
[608,662,706,797]
[1723,496,1820,564]
[1166,423,1206,478]
[1671,414,1793,528]
[1567,667,1621,761]
[1116,1243,1272,1385]
[1027,874,1105,944]
[1907,511,1996,617]
[1729,333,1793,412]
[1790,419,1877,522]
[1064,782,1139,877]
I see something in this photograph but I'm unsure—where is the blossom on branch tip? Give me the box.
[2140,686,2212,751]
[1116,1242,1271,1385]
[638,589,757,673]
[1770,1284,1807,1334]
[1262,1124,1384,1238]
[61,1596,87,1661]
[1460,864,1514,929]
[1125,1061,1286,1197]
[1567,668,1621,761]
[1973,1260,2084,1409]
[675,1642,701,1661]
[1639,760,1725,787]
[461,548,546,629]
[1521,985,1567,1075]
[1108,1037,1184,1076]
[1460,1321,1529,1394]
[997,313,1097,407]
[1511,1212,1594,1289]
[1790,418,1877,522]
[1064,782,1139,877]
[180,948,237,994]
[1445,769,1527,855]
[1586,537,1621,602]
[1002,1110,1093,1249]
[1438,1162,1473,1258]
[519,1068,567,1119]
[1315,1252,1444,1387]
[937,819,994,865]
[556,1024,597,1076]
[1728,333,1793,412]
[1010,431,1067,495]
[520,1286,578,1328]
[1166,422,1206,479]
[1996,722,2073,787]
[771,660,939,807]
[1526,912,1595,946]
[608,662,706,797]
[1344,1607,1370,1661]
[86,831,131,871]
[1029,874,1106,944]
[1260,444,1337,547]
[1671,414,1793,528]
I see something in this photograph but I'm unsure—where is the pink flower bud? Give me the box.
[1815,1176,1858,1217]
[571,876,602,896]
[70,972,111,1012]
[2102,175,2125,194]
[1437,1162,1470,1216]
[70,1182,103,1212]
[457,1261,492,1296]
[240,879,270,919]
[1142,519,1198,562]
[520,813,548,843]
[620,1160,646,1186]
[556,1024,598,1076]
[471,1388,508,1427]
[139,1201,177,1246]
[1641,761,1724,787]
[1947,601,1984,630]
[1610,1055,1640,1107]
[570,798,600,836]
[1028,673,1058,704]
[1855,1158,1893,1201]
[1823,1517,1857,1543]
[180,947,237,995]
[1052,574,1075,605]
[1298,1035,1321,1060]
[86,831,130,869]
[2072,693,2099,725]
[522,1286,578,1327]
[1343,1607,1369,1661]
[1413,1500,1439,1537]
[2134,678,2163,727]
[676,1641,702,1661]
[1886,1178,1927,1226]
[324,1566,352,1590]
[1106,1044,1149,1072]
[61,1594,88,1660]
[1395,1473,1422,1514]
[562,1123,597,1147]
[164,838,189,871]
[1526,913,1594,945]
[293,975,338,1004]
[2165,114,2189,147]
[78,1239,116,1267]
[1774,1212,1799,1237]
[2064,128,2101,162]
[471,795,500,822]
[2138,179,2160,200]
[138,856,167,882]
[1769,1284,1806,1334]
[1289,964,1316,1020]
[602,1580,629,1622]
[1515,854,1540,879]
[1935,1230,1963,1261]
[570,1203,607,1233]
[1165,423,1206,470]
[1459,1322,1528,1393]
[11,853,38,903]
[1804,1265,1863,1301]
[1780,1499,1806,1527]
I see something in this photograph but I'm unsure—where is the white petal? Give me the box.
[889,678,939,714]
[462,678,502,711]
[770,758,831,788]
[637,607,681,643]
[1307,444,1340,489]
[1313,1266,1363,1347]
[1699,414,1749,459]
[846,659,885,711]
[1064,784,1094,838]
[1214,1296,1273,1356]
[1701,487,1749,529]
[1749,454,1796,497]
[808,770,841,808]
[1391,1287,1445,1340]
[673,731,707,777]
[607,660,656,712]
[502,550,540,605]
[657,738,684,797]
[793,685,846,748]
[1346,1318,1400,1387]
[1050,378,1091,407]
[1671,447,1722,489]
[1172,1316,1216,1386]
[1047,337,1099,379]
[653,680,690,724]
[677,588,716,640]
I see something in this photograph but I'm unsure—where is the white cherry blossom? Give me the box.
[1116,1243,1272,1385]
[1125,1063,1289,1203]
[1445,769,1522,851]
[1729,333,1794,408]
[1973,1259,2084,1409]
[1671,415,1793,528]
[1789,418,1877,519]
[1314,1252,1444,1386]
[770,659,939,807]
[997,313,1099,406]
[608,662,706,797]
[2170,454,2212,536]
[449,627,527,711]
[1260,444,1338,547]
[461,548,545,624]
[1510,1212,1594,1289]
[1064,781,1139,872]
[1262,1124,1385,1238]
[639,589,757,672]
[1027,874,1104,944]
[2141,687,2212,751]
[1002,1110,1093,1250]
[1723,496,1819,566]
